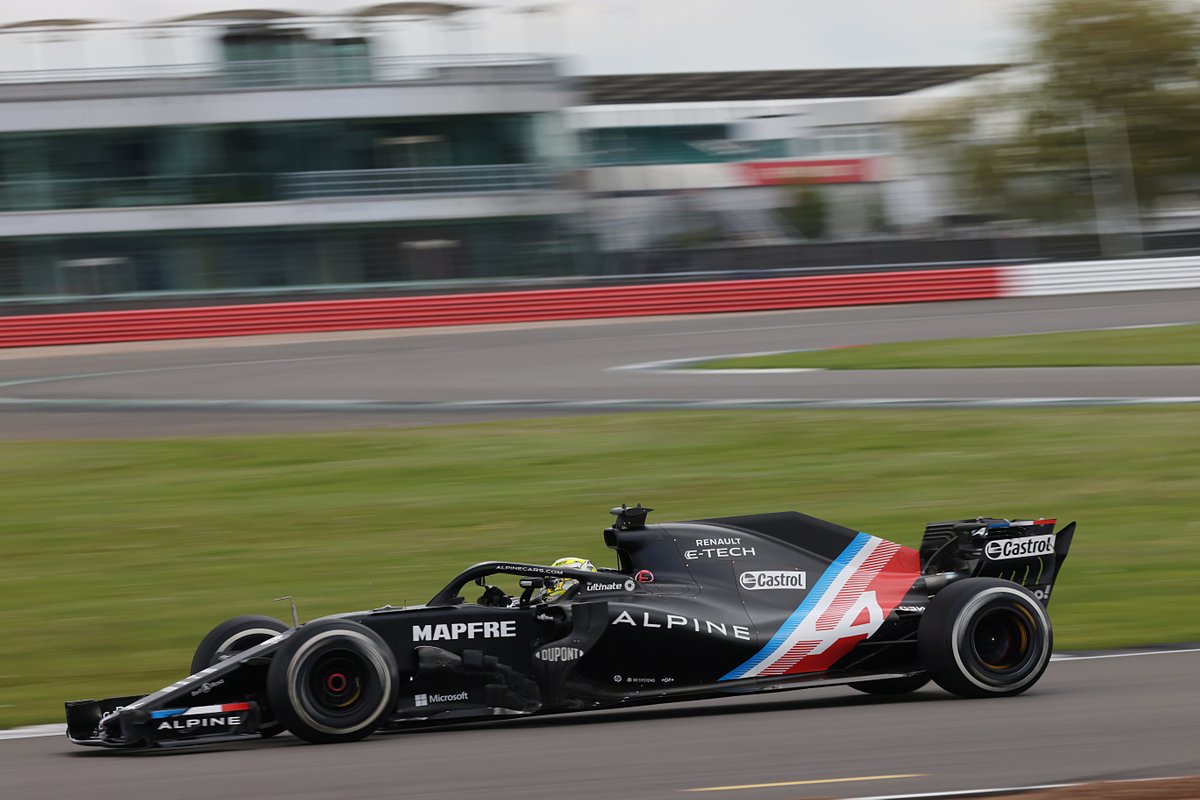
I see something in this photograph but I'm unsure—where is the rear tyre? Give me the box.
[850,674,930,695]
[191,615,291,737]
[918,578,1052,698]
[266,619,399,744]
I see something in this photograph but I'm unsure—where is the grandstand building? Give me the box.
[0,8,584,300]
[0,9,1001,304]
[571,66,1003,251]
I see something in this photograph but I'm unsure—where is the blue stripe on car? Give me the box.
[149,708,186,719]
[720,532,870,681]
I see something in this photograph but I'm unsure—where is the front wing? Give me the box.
[67,696,265,748]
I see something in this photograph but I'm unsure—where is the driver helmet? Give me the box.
[542,557,596,602]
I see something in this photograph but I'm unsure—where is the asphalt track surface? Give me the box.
[2,649,1198,800]
[1,289,1199,438]
[2,292,1198,797]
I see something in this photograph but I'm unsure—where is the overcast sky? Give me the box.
[0,0,1036,74]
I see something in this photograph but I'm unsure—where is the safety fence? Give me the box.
[278,165,555,200]
[0,55,558,97]
[0,165,554,213]
[2,256,1198,348]
[1006,255,1200,296]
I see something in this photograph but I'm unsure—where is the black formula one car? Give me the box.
[67,505,1075,748]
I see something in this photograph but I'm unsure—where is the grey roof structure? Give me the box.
[349,3,476,16]
[578,64,1008,105]
[0,19,107,29]
[162,10,307,23]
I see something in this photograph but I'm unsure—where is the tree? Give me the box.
[865,187,892,235]
[779,186,828,239]
[908,0,1200,225]
[1030,0,1200,207]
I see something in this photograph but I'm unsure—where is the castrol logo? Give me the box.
[985,535,1055,560]
[739,571,807,590]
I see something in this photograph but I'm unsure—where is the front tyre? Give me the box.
[266,620,399,744]
[918,578,1052,698]
[190,615,291,673]
[191,615,291,737]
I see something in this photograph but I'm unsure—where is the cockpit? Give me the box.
[427,561,631,608]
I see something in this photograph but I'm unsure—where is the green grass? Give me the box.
[695,324,1200,370]
[3,408,1199,726]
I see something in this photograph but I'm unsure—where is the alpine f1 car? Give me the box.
[67,504,1075,748]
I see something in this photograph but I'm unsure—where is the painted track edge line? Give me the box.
[849,781,1077,800]
[610,351,811,372]
[610,322,1200,374]
[684,773,926,792]
[1050,646,1200,661]
[848,774,1193,800]
[0,724,64,740]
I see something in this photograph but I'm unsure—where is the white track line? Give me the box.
[611,351,808,372]
[850,782,1078,799]
[661,368,825,374]
[0,724,63,741]
[613,321,1200,374]
[849,774,1191,800]
[1050,647,1200,661]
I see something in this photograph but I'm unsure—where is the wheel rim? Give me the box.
[970,604,1034,672]
[304,650,369,717]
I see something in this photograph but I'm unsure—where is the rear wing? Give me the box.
[919,518,1076,606]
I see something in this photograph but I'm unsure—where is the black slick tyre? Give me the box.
[191,615,291,737]
[266,619,399,744]
[190,615,291,674]
[850,674,930,695]
[918,578,1052,698]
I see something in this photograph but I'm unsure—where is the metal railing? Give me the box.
[0,54,560,99]
[0,165,559,212]
[582,139,791,167]
[0,173,275,212]
[278,165,557,199]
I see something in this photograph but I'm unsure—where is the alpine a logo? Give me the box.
[985,535,1056,560]
[412,621,516,642]
[739,571,807,590]
[535,646,583,662]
